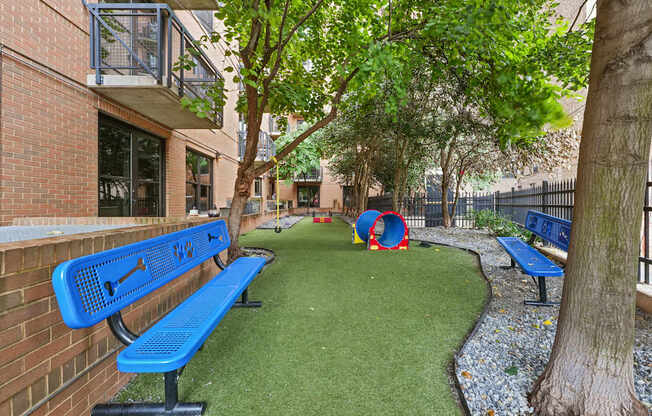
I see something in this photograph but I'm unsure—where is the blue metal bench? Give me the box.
[497,210,571,306]
[52,220,266,415]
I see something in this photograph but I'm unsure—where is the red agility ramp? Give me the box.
[313,217,332,223]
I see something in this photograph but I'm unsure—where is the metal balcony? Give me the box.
[268,116,282,138]
[87,3,223,129]
[294,167,323,183]
[238,130,276,162]
[158,0,218,10]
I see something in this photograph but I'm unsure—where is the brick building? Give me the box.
[0,2,350,416]
[0,0,346,227]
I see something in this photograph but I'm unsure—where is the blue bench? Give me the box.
[52,220,266,416]
[497,210,571,306]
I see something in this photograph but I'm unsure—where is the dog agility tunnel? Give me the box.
[354,210,409,250]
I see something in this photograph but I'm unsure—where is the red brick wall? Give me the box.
[0,47,178,225]
[0,52,97,224]
[0,218,220,416]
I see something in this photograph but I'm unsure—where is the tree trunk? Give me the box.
[529,2,651,415]
[440,177,452,228]
[226,166,253,262]
[450,171,464,220]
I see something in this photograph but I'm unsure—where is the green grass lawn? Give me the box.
[116,218,487,415]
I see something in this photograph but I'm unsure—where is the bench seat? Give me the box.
[118,256,266,373]
[497,237,563,277]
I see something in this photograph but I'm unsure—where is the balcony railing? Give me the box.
[294,167,323,182]
[87,3,223,127]
[269,116,281,136]
[238,130,276,162]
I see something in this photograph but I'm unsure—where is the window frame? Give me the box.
[98,113,166,217]
[254,177,262,197]
[185,148,214,214]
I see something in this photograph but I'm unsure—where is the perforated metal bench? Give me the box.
[52,220,266,415]
[497,210,571,306]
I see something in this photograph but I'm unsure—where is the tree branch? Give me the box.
[240,0,262,64]
[254,68,359,176]
[568,0,588,33]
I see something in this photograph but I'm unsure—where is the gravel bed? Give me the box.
[256,215,304,230]
[411,226,652,415]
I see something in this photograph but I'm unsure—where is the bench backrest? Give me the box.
[524,210,572,252]
[52,220,229,329]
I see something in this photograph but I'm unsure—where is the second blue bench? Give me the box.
[497,210,571,307]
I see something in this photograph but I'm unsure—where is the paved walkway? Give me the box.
[0,224,138,244]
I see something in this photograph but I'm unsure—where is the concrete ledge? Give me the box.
[637,284,652,314]
[534,245,651,314]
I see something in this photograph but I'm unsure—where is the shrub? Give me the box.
[470,209,532,240]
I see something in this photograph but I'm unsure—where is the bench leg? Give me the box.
[500,258,516,270]
[524,276,559,307]
[232,288,262,308]
[91,370,205,415]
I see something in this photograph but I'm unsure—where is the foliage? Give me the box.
[467,172,501,192]
[471,209,532,240]
[274,126,322,183]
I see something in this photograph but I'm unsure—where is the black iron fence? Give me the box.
[496,180,576,225]
[368,180,575,229]
[368,177,652,284]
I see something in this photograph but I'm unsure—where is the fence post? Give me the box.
[511,187,515,220]
[542,180,549,215]
[495,191,499,215]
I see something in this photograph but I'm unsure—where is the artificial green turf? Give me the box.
[115,218,487,415]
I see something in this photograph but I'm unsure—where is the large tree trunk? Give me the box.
[226,166,254,262]
[529,2,651,415]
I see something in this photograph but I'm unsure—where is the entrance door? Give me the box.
[298,186,320,208]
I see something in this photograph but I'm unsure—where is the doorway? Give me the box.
[298,186,320,208]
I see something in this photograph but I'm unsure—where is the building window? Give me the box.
[98,115,164,217]
[295,119,305,130]
[298,185,320,208]
[186,149,213,213]
[193,11,213,32]
[254,177,262,197]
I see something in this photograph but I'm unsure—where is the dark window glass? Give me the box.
[254,177,262,197]
[298,186,319,208]
[186,149,213,213]
[98,115,164,217]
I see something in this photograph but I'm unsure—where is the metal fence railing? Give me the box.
[226,198,261,215]
[88,3,224,126]
[294,167,323,182]
[368,177,652,284]
[238,130,276,161]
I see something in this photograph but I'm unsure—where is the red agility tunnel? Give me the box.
[355,210,409,250]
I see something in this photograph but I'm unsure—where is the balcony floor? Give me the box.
[87,75,219,129]
[162,0,218,9]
